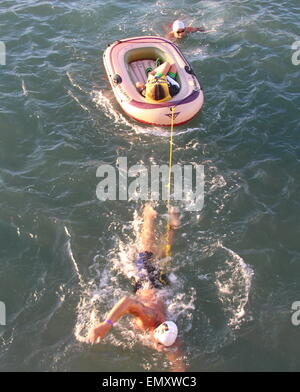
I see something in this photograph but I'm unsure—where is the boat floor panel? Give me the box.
[128,59,156,85]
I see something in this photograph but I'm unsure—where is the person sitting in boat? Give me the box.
[136,61,180,103]
[166,20,209,40]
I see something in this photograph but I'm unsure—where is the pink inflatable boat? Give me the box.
[103,36,204,127]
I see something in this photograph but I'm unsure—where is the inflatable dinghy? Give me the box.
[103,36,204,127]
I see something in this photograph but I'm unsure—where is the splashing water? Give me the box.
[215,242,254,328]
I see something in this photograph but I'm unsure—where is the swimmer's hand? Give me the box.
[87,322,111,344]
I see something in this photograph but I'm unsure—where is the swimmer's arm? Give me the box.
[166,32,174,40]
[87,296,133,343]
[87,296,153,343]
[186,26,215,33]
[165,339,186,372]
[106,296,154,323]
[127,297,156,322]
[186,26,206,33]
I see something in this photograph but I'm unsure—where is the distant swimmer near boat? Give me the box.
[166,19,215,40]
[87,204,185,372]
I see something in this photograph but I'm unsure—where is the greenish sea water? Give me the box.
[0,0,300,372]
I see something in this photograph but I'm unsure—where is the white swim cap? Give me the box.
[154,321,178,347]
[172,20,185,32]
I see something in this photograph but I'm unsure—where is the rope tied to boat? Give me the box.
[165,106,175,258]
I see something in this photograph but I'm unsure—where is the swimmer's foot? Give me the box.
[155,58,162,67]
[168,206,181,230]
[143,203,157,220]
[145,66,153,75]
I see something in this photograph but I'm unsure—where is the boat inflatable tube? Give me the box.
[103,36,204,126]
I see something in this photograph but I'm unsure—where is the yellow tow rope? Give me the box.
[165,106,175,258]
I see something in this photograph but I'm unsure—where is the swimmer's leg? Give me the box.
[149,62,171,76]
[139,204,158,255]
[167,63,177,79]
[157,206,181,259]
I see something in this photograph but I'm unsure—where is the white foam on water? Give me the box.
[167,288,196,326]
[19,78,38,96]
[64,226,85,289]
[21,80,28,96]
[66,71,97,114]
[67,89,91,113]
[74,260,125,344]
[66,71,89,94]
[91,89,202,137]
[209,175,227,193]
[215,242,254,328]
[92,89,159,134]
[73,210,142,345]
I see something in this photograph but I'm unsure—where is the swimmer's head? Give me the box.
[145,83,167,101]
[172,20,186,36]
[154,321,178,347]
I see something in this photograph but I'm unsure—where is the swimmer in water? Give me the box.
[87,203,185,372]
[166,19,214,40]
